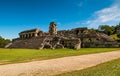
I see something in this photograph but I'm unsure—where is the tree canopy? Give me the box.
[0,36,11,48]
[98,23,120,42]
[98,25,115,35]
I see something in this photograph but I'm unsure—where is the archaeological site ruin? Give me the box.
[6,22,119,49]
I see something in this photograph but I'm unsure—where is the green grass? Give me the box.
[56,58,120,76]
[0,48,120,65]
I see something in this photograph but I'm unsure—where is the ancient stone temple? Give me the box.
[6,22,119,49]
[19,29,43,39]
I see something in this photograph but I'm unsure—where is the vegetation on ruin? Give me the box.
[56,58,120,76]
[89,23,120,42]
[0,48,120,65]
[110,34,120,41]
[97,23,120,42]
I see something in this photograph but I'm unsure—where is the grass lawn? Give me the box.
[0,48,120,65]
[56,58,120,76]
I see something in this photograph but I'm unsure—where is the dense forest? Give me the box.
[0,36,11,48]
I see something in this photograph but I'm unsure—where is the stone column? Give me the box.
[21,35,23,39]
[22,35,24,39]
[26,34,29,38]
[29,34,31,38]
[25,34,27,38]
[23,34,25,38]
[32,33,35,37]
[35,33,38,37]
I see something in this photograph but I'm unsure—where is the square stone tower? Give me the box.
[49,22,57,35]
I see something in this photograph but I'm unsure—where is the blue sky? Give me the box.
[0,0,120,39]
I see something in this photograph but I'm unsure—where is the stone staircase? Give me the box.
[9,37,45,49]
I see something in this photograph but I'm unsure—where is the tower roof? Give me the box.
[50,22,56,26]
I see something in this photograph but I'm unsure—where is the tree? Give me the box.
[0,36,11,48]
[114,23,120,34]
[98,25,115,35]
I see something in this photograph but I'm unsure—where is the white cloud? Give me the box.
[57,0,120,30]
[85,4,120,29]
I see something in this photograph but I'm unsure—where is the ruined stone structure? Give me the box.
[49,22,57,35]
[58,27,118,48]
[19,29,43,39]
[6,22,119,49]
